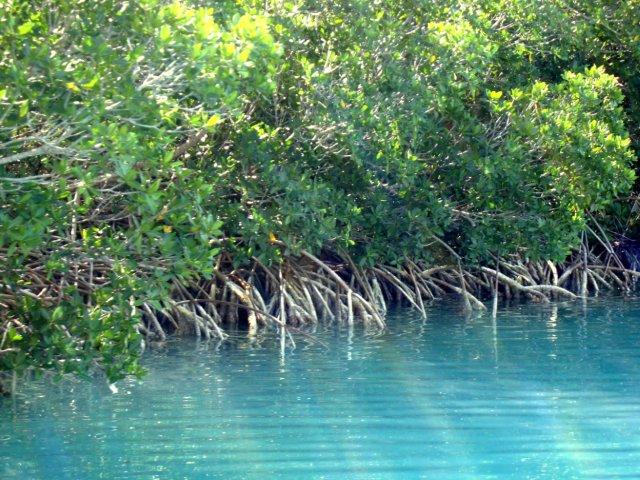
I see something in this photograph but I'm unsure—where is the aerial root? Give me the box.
[2,241,638,350]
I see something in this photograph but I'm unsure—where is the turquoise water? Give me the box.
[3,298,640,479]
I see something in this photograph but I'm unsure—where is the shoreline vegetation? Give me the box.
[2,0,640,393]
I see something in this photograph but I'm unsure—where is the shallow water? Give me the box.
[3,298,640,479]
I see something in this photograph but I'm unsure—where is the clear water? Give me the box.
[3,298,640,479]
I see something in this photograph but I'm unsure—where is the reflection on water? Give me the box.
[2,298,640,479]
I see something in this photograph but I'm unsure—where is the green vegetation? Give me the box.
[1,0,639,389]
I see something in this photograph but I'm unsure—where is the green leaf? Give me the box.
[10,330,23,342]
[52,306,64,322]
[17,21,34,36]
[83,76,100,89]
[159,25,171,42]
[18,101,28,118]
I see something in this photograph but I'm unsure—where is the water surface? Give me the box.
[2,298,640,479]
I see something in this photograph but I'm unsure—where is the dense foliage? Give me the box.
[1,0,638,386]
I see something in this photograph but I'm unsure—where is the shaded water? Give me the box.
[3,298,640,479]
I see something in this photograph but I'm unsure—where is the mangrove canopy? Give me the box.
[1,0,639,388]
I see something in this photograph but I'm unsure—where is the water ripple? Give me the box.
[3,297,640,479]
